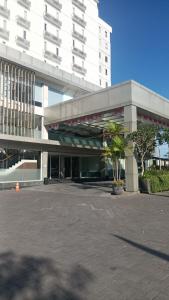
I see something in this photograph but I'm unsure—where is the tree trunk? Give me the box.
[141,157,144,176]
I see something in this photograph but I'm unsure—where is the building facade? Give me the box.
[1,1,167,192]
[0,0,112,87]
[0,0,112,187]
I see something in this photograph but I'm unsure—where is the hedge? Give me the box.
[141,170,169,193]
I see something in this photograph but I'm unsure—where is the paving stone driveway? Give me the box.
[0,182,169,299]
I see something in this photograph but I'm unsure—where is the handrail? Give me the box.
[0,153,18,162]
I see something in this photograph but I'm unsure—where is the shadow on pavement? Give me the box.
[0,252,94,299]
[70,182,112,193]
[113,234,169,262]
[149,193,169,198]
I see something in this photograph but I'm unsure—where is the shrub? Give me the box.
[141,170,169,193]
[112,180,124,187]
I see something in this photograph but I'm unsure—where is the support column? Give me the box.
[41,152,48,179]
[41,85,48,180]
[124,105,138,192]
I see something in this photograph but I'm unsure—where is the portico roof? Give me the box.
[44,80,169,128]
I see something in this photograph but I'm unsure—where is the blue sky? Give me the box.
[99,0,169,99]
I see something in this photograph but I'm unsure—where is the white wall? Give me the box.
[98,18,112,88]
[0,0,112,87]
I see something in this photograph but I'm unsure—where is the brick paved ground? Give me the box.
[0,182,169,299]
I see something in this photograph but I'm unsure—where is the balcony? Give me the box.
[0,5,10,18]
[16,36,30,49]
[72,13,86,28]
[45,0,62,11]
[72,30,86,43]
[44,50,62,64]
[17,0,31,10]
[72,47,86,59]
[0,27,9,40]
[44,30,61,46]
[16,16,30,29]
[72,63,86,75]
[72,0,86,12]
[44,12,62,28]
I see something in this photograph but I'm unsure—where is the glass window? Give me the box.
[48,87,63,106]
[3,20,7,30]
[23,30,26,39]
[4,0,7,8]
[24,10,27,19]
[35,83,43,103]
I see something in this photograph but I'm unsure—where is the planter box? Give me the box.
[112,185,124,195]
[139,178,151,194]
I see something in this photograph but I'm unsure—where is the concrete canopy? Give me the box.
[44,80,169,192]
[44,80,169,126]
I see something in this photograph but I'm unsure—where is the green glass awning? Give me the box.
[48,131,103,149]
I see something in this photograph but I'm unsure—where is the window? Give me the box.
[99,26,101,33]
[3,20,7,30]
[24,10,27,19]
[23,30,26,39]
[56,29,59,37]
[73,39,75,47]
[72,56,75,63]
[105,69,108,75]
[99,52,101,59]
[44,41,47,51]
[105,56,108,63]
[45,4,47,13]
[99,65,101,73]
[4,0,7,8]
[73,24,75,32]
[56,47,59,56]
[44,23,47,31]
[106,82,108,87]
[105,31,107,37]
[99,79,102,86]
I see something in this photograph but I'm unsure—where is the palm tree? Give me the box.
[103,121,127,181]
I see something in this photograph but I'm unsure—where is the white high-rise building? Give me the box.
[0,0,112,86]
[0,0,113,187]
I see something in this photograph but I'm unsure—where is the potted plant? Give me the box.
[112,179,124,195]
[103,121,127,195]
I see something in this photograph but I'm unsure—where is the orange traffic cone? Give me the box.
[16,182,20,192]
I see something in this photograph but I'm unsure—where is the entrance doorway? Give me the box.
[64,157,80,178]
[64,157,71,178]
[48,154,80,179]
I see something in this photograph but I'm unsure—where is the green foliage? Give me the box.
[103,121,127,180]
[127,124,160,175]
[142,170,169,193]
[112,180,124,187]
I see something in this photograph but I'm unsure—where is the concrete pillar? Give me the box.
[41,152,48,179]
[124,105,138,192]
[41,85,48,181]
[42,85,48,140]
